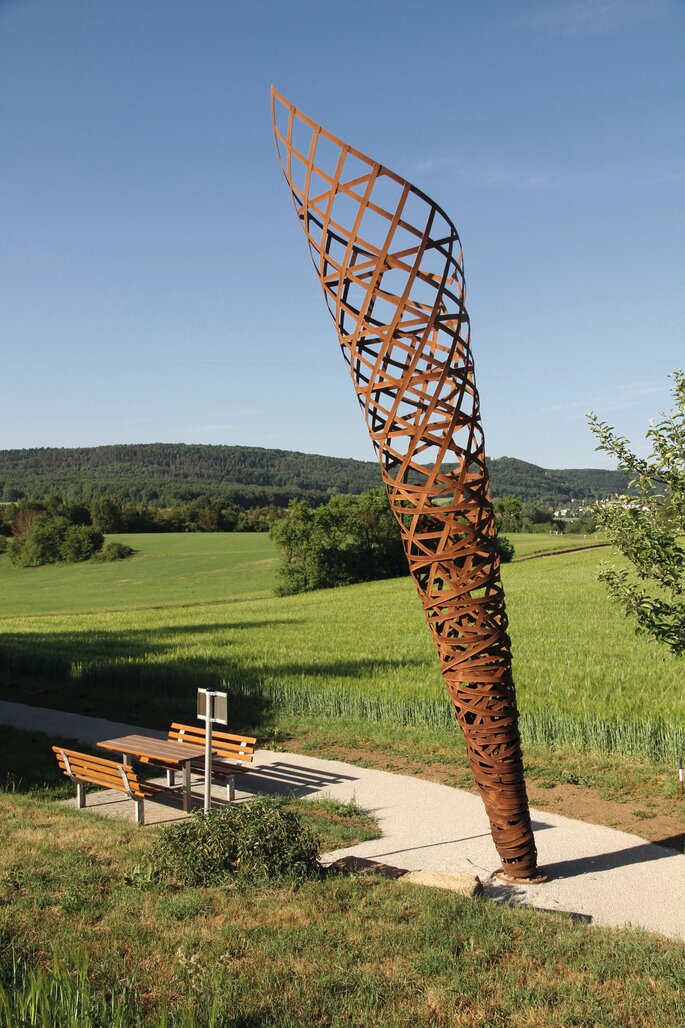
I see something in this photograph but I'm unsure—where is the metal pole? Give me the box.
[204,693,214,813]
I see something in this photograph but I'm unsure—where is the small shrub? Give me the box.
[153,796,321,887]
[98,541,134,562]
[310,795,365,819]
[123,862,158,891]
[497,534,515,563]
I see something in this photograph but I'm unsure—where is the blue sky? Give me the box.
[1,0,683,468]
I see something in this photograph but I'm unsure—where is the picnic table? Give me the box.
[97,734,205,813]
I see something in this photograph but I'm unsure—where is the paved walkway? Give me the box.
[2,699,685,941]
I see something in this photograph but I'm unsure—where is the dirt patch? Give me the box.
[527,782,685,851]
[282,733,685,853]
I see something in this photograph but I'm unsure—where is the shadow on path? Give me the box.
[238,761,359,799]
[541,838,684,880]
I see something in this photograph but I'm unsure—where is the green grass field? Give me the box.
[2,535,685,1024]
[0,532,277,616]
[2,786,683,1026]
[0,533,682,761]
[0,531,599,619]
[509,533,608,558]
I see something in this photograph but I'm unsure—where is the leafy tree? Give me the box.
[10,512,103,566]
[11,513,70,566]
[270,500,316,594]
[60,524,104,563]
[270,490,406,596]
[588,371,684,655]
[494,495,523,533]
[11,501,46,538]
[90,497,123,533]
[65,503,92,526]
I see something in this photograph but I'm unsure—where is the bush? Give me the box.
[60,525,104,563]
[271,491,406,595]
[497,534,515,563]
[9,513,104,566]
[153,796,321,887]
[10,513,68,566]
[98,541,134,562]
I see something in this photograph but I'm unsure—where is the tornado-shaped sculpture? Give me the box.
[272,89,538,879]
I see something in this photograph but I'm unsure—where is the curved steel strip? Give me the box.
[271,88,538,878]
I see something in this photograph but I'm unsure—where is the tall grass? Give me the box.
[0,544,682,762]
[0,950,139,1027]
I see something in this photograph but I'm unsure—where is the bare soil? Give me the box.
[279,731,685,854]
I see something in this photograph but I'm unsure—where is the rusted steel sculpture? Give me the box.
[271,88,539,879]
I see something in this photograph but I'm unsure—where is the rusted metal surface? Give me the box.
[271,89,538,879]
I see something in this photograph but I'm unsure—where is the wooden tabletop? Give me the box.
[97,734,206,763]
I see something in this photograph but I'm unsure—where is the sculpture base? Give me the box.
[493,868,549,885]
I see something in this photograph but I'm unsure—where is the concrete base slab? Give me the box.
[327,856,483,896]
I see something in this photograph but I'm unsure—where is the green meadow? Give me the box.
[3,785,684,1026]
[0,532,278,616]
[0,533,682,761]
[2,531,685,1024]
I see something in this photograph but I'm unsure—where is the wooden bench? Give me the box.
[52,746,165,825]
[142,723,257,802]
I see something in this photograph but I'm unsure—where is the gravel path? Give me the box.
[2,699,684,941]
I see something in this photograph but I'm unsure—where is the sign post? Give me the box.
[197,689,228,813]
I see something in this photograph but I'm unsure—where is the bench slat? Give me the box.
[170,722,256,745]
[52,747,145,798]
[52,747,135,773]
[55,763,136,794]
[168,723,256,764]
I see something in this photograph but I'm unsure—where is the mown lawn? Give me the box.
[0,532,278,617]
[1,785,684,1026]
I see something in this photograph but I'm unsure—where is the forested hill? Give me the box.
[0,444,627,508]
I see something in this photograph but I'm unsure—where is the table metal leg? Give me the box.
[182,761,191,812]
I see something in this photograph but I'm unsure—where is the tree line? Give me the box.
[0,495,283,543]
[493,496,597,535]
[2,487,599,576]
[0,443,627,509]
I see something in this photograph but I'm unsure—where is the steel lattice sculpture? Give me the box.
[271,88,539,880]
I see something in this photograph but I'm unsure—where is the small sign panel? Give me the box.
[197,689,228,725]
[212,692,228,725]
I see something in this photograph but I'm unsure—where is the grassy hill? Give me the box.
[0,443,627,507]
[0,533,680,762]
[0,533,277,617]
